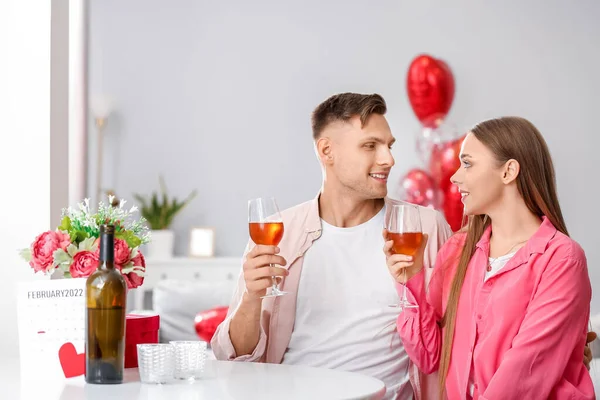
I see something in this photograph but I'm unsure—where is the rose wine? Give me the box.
[249,222,284,246]
[387,232,423,256]
[85,225,127,384]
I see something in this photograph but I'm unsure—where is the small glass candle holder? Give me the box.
[169,340,207,380]
[137,343,175,384]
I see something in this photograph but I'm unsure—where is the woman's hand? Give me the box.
[383,229,428,284]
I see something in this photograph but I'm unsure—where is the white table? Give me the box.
[3,358,386,400]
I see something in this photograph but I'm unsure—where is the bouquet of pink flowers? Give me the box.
[19,196,151,289]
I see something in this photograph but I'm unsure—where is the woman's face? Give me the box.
[450,132,506,216]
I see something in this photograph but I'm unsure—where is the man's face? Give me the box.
[319,114,396,200]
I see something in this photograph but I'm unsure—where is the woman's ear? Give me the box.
[502,159,520,184]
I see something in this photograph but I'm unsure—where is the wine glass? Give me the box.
[248,197,286,298]
[385,204,423,309]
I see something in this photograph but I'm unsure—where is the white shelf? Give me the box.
[145,256,241,267]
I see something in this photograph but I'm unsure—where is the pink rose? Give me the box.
[122,269,145,289]
[29,230,71,273]
[122,251,146,289]
[70,251,99,278]
[116,262,145,289]
[131,251,146,268]
[114,238,131,266]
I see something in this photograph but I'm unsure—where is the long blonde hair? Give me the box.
[438,117,569,396]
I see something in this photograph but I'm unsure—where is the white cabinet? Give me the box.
[131,257,241,311]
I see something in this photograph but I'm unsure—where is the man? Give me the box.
[212,92,450,399]
[211,93,594,399]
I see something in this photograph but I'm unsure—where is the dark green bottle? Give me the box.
[85,224,127,384]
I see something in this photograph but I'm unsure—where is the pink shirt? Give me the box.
[398,217,594,399]
[211,195,454,399]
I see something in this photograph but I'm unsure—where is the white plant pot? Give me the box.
[147,229,175,259]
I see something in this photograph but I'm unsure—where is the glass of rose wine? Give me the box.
[385,204,423,309]
[248,197,287,298]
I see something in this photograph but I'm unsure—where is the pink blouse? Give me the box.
[397,217,594,399]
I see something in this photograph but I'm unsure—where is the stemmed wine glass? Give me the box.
[385,204,423,309]
[248,197,287,298]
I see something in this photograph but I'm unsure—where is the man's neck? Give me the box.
[318,186,384,228]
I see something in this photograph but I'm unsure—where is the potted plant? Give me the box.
[133,176,197,259]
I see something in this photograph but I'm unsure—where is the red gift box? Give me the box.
[125,313,160,368]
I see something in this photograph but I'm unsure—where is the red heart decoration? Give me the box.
[443,183,465,232]
[429,134,466,193]
[58,342,85,378]
[400,168,440,208]
[194,306,228,343]
[407,54,455,126]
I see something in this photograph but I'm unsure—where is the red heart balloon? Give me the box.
[194,306,229,343]
[58,342,85,378]
[429,135,466,193]
[443,184,464,232]
[407,54,455,126]
[400,168,440,208]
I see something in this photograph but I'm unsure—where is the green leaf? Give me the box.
[78,237,97,252]
[63,271,72,278]
[58,216,72,232]
[133,177,197,230]
[129,267,145,277]
[75,230,89,242]
[127,233,142,248]
[116,229,141,248]
[120,262,135,274]
[66,243,78,258]
[59,262,70,273]
[20,248,32,262]
[70,228,89,243]
[53,248,72,267]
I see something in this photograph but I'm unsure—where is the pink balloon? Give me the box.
[399,169,439,208]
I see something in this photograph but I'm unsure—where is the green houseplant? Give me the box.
[133,176,196,258]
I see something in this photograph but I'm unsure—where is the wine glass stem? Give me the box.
[270,264,280,292]
[402,268,408,303]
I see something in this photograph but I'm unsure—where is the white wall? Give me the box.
[69,0,89,207]
[87,1,600,311]
[0,1,52,357]
[51,0,70,229]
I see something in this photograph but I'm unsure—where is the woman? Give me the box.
[384,117,594,399]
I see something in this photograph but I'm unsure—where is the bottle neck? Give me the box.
[98,232,115,270]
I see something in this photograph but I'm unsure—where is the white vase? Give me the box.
[147,229,175,259]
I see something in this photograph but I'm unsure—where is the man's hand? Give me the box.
[242,245,288,300]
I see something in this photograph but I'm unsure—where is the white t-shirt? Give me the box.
[469,252,516,397]
[485,252,516,282]
[281,207,412,400]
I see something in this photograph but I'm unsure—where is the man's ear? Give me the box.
[317,137,333,164]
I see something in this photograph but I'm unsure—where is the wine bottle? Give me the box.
[85,224,127,384]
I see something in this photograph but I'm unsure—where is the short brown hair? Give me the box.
[311,93,387,139]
